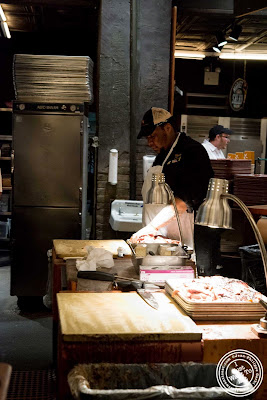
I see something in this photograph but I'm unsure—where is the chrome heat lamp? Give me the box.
[146,173,184,247]
[195,178,267,333]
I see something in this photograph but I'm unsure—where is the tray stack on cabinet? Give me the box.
[13,54,94,104]
[165,277,265,320]
[210,159,251,180]
[233,174,267,205]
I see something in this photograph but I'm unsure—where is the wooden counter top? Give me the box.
[197,320,259,340]
[53,239,132,259]
[196,320,267,400]
[57,292,202,342]
[248,205,267,216]
[56,291,267,400]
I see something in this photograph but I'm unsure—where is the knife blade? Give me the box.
[137,289,159,309]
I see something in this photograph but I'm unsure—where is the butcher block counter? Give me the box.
[53,240,267,400]
[52,239,132,319]
[53,239,132,258]
[57,291,203,399]
[197,320,267,400]
[56,290,267,400]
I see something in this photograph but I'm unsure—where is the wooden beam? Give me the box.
[234,0,267,17]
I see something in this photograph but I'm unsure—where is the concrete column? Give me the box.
[97,0,172,239]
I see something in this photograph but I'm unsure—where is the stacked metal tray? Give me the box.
[13,54,94,104]
[165,276,265,320]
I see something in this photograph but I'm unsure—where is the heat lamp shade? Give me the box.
[195,178,232,229]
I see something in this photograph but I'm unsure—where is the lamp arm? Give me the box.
[222,193,267,287]
[164,183,184,247]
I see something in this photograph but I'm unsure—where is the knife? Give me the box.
[77,271,164,289]
[77,271,134,281]
[136,289,159,309]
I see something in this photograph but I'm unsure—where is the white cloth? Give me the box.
[76,246,114,271]
[202,139,225,160]
[141,134,194,249]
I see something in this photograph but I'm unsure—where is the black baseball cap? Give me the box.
[209,125,232,139]
[137,107,173,139]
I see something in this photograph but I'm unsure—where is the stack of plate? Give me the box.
[233,174,267,205]
[165,277,265,320]
[220,238,240,253]
[13,54,94,104]
[210,159,251,180]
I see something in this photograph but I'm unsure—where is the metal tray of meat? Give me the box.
[126,237,190,274]
[165,277,265,320]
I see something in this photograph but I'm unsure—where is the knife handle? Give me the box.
[77,271,116,281]
[116,280,143,292]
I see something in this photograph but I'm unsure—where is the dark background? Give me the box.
[174,58,267,119]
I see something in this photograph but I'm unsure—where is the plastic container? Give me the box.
[0,221,8,238]
[0,193,9,212]
[239,244,267,295]
[68,362,252,399]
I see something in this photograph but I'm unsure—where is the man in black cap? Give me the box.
[131,107,217,276]
[202,124,232,160]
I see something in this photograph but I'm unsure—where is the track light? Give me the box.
[229,24,242,41]
[213,45,221,53]
[1,21,11,38]
[0,5,11,39]
[0,5,6,22]
[216,32,227,47]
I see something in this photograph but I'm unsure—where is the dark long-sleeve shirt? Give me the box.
[153,132,214,211]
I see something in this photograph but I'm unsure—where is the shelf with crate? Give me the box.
[0,135,12,141]
[0,107,12,245]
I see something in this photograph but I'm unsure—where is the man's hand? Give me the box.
[130,224,157,243]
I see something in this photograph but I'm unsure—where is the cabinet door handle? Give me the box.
[11,150,14,173]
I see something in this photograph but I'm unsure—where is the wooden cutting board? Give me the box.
[53,239,132,259]
[57,292,202,341]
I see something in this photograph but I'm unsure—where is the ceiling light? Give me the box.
[0,5,6,21]
[174,51,205,60]
[212,45,221,53]
[216,32,227,47]
[1,21,11,38]
[229,24,242,41]
[220,53,267,60]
